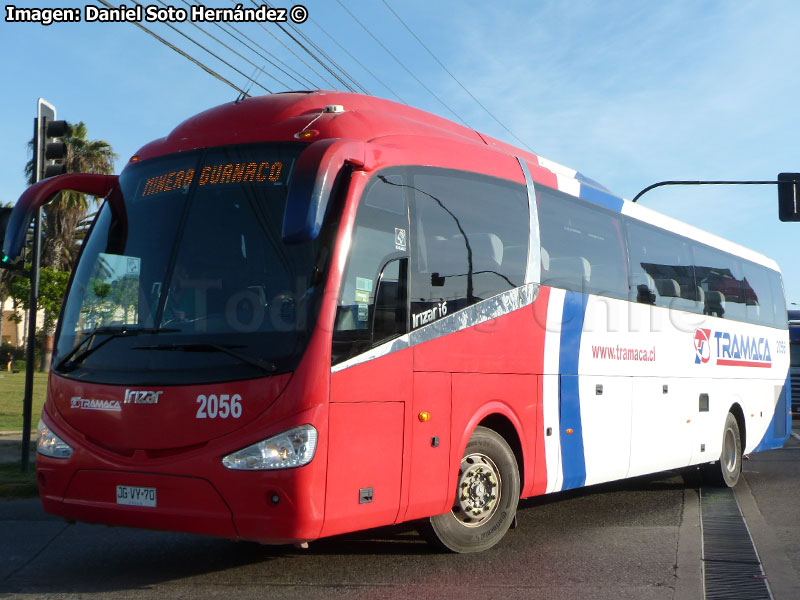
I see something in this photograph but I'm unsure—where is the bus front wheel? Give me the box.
[704,412,743,487]
[424,426,520,553]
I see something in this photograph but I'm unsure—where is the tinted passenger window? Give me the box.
[409,168,528,326]
[769,272,788,329]
[692,244,747,321]
[333,170,408,364]
[538,187,627,299]
[626,219,701,313]
[739,261,778,327]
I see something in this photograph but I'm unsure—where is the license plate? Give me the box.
[116,485,157,507]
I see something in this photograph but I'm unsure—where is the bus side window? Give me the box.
[409,168,527,325]
[537,187,628,300]
[332,170,409,365]
[769,271,788,329]
[740,261,785,329]
[692,244,747,321]
[626,219,699,313]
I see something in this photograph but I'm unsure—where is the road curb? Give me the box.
[0,482,38,498]
[674,486,702,600]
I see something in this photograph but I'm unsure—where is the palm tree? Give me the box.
[25,122,118,271]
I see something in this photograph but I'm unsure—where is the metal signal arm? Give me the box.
[2,173,120,261]
[631,179,781,203]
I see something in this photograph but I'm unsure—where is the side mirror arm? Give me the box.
[2,173,120,261]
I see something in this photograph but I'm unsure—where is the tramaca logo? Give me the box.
[694,329,712,364]
[694,328,772,368]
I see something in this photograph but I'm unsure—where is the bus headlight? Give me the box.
[37,420,73,458]
[222,425,318,470]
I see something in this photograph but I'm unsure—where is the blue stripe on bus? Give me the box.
[574,171,613,194]
[559,290,588,490]
[752,373,791,453]
[579,182,625,213]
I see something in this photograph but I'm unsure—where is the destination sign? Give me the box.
[141,161,284,198]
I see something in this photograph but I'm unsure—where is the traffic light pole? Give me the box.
[21,206,41,472]
[20,112,44,472]
[20,99,66,473]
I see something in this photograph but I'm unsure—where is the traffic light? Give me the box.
[42,120,68,179]
[35,99,67,182]
[778,173,800,222]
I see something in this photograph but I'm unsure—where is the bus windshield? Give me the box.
[53,142,328,385]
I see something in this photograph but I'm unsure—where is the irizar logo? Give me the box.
[123,389,163,405]
[412,301,448,329]
[693,328,772,368]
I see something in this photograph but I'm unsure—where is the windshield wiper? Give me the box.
[55,326,179,371]
[132,342,278,375]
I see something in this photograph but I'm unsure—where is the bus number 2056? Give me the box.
[196,394,242,419]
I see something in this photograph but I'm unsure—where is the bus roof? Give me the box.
[131,90,779,272]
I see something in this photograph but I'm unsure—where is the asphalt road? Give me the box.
[0,425,797,600]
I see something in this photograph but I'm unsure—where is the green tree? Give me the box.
[8,266,70,334]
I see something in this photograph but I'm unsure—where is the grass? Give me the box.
[0,371,49,432]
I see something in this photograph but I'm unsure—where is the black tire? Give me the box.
[703,412,743,487]
[423,426,520,553]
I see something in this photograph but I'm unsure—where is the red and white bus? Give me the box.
[3,91,791,552]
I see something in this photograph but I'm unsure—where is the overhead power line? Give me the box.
[233,0,338,90]
[335,0,469,127]
[187,0,316,89]
[382,0,534,152]
[130,0,272,94]
[260,0,361,93]
[95,0,247,96]
[307,16,411,103]
[173,0,293,90]
[265,1,370,94]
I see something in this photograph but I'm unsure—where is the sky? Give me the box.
[1,0,799,303]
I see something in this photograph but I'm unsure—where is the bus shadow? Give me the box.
[2,471,694,594]
[1,521,434,595]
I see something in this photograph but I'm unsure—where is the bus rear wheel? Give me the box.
[424,426,520,553]
[704,412,743,487]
